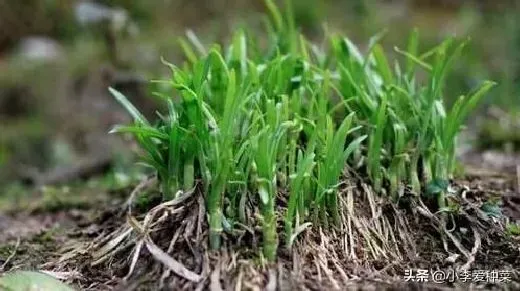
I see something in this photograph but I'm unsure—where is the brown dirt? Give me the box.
[0,152,519,291]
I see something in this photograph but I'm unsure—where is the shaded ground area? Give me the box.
[0,150,519,290]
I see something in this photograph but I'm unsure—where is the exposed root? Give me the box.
[143,236,202,282]
[57,186,209,289]
[124,176,157,214]
[54,176,519,290]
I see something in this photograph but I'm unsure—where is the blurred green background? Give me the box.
[1,0,519,194]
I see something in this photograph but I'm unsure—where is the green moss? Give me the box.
[0,183,111,214]
[506,223,520,236]
[134,189,162,212]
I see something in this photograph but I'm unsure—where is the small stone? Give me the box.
[16,37,63,61]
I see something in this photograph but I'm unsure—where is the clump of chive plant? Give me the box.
[110,0,495,261]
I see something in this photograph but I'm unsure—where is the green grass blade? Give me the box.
[109,87,149,125]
